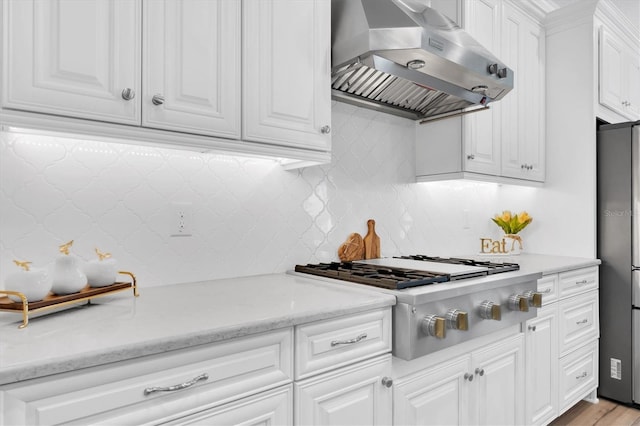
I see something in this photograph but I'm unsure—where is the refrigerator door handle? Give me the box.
[633,125,639,267]
[635,269,640,308]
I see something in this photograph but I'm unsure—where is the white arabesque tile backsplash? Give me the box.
[1,102,547,288]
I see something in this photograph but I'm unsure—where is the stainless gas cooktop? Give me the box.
[293,255,539,360]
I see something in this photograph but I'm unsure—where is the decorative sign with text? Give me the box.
[480,235,522,255]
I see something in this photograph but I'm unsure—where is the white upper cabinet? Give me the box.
[462,0,502,177]
[599,26,640,121]
[242,0,331,152]
[500,2,545,181]
[143,0,241,138]
[2,0,141,125]
[416,0,546,185]
[1,0,331,164]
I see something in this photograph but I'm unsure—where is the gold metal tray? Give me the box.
[0,271,138,329]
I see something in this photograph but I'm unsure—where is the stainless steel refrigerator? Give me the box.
[597,120,640,405]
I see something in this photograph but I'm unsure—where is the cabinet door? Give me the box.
[143,0,241,139]
[242,0,331,152]
[525,304,558,426]
[625,53,640,119]
[295,354,392,426]
[462,0,501,176]
[1,0,141,125]
[599,27,627,117]
[472,333,525,426]
[500,5,545,182]
[394,356,471,426]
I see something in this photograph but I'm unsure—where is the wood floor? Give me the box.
[550,398,640,426]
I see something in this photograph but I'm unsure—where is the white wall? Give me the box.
[0,101,594,289]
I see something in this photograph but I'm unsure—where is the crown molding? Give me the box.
[504,0,549,22]
[545,0,598,35]
[595,0,640,45]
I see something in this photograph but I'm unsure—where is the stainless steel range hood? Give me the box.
[331,0,514,122]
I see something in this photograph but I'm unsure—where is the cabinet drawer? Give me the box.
[558,267,598,299]
[537,274,559,305]
[558,291,599,356]
[158,384,292,426]
[294,308,391,380]
[1,328,292,426]
[558,339,598,414]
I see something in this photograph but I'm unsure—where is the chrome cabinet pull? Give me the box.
[152,94,165,105]
[575,279,588,286]
[542,288,551,293]
[575,371,588,380]
[331,333,367,347]
[576,319,588,325]
[320,125,331,134]
[121,88,135,101]
[475,368,485,376]
[528,325,537,331]
[467,154,475,160]
[144,373,209,396]
[382,377,393,388]
[464,373,474,382]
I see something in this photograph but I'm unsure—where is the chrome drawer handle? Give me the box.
[144,373,209,396]
[331,333,367,347]
[575,371,588,380]
[575,280,588,286]
[542,288,551,293]
[576,319,588,325]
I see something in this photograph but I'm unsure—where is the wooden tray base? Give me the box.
[0,271,138,329]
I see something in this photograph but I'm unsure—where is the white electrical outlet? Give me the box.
[611,358,622,380]
[170,202,193,237]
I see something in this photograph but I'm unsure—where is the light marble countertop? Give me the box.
[508,253,601,275]
[0,253,599,386]
[0,273,395,386]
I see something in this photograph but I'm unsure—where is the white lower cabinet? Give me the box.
[0,307,392,426]
[525,266,599,425]
[295,354,392,426]
[159,384,292,426]
[393,355,470,426]
[393,332,525,426]
[525,303,558,426]
[0,328,293,425]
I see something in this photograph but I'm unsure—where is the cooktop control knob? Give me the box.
[479,300,502,320]
[445,309,469,330]
[422,315,446,339]
[523,290,543,308]
[508,294,529,312]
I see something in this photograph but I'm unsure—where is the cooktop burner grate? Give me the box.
[394,255,520,274]
[294,262,449,289]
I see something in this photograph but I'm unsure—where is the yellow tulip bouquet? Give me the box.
[491,210,533,234]
[491,211,532,253]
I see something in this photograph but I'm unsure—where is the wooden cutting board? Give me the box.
[363,219,380,259]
